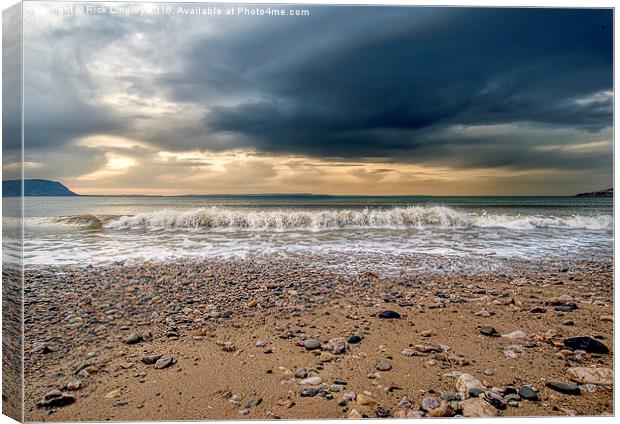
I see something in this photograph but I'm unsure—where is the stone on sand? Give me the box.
[566,367,612,385]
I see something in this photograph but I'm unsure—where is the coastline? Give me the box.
[24,255,613,420]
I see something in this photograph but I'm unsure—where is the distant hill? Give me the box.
[2,179,78,197]
[575,188,613,198]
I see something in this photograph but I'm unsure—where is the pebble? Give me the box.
[255,340,267,347]
[319,352,334,362]
[347,408,362,418]
[456,374,485,397]
[300,376,322,385]
[300,388,319,397]
[304,339,321,350]
[566,367,612,385]
[375,362,392,371]
[37,390,76,408]
[563,336,610,354]
[545,382,581,395]
[421,396,441,412]
[375,406,391,418]
[65,381,82,391]
[125,333,142,345]
[154,356,175,369]
[294,369,308,379]
[502,330,527,339]
[347,335,362,344]
[562,319,575,326]
[377,310,400,319]
[396,396,413,409]
[529,307,547,313]
[480,326,500,337]
[356,393,376,405]
[276,398,295,408]
[468,388,485,398]
[105,389,122,399]
[330,384,344,392]
[141,354,162,365]
[555,304,577,312]
[518,386,538,401]
[243,394,262,408]
[458,398,498,417]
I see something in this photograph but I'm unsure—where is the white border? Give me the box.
[0,1,616,424]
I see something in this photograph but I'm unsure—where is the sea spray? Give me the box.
[86,206,614,231]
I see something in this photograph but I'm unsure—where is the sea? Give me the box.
[4,195,614,273]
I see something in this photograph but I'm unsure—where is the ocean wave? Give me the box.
[80,206,615,231]
[54,214,121,230]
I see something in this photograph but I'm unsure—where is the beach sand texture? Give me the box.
[23,257,613,420]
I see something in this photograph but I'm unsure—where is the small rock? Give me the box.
[518,386,538,401]
[300,376,322,385]
[142,354,162,365]
[304,339,321,350]
[502,330,527,339]
[37,390,75,408]
[468,388,484,398]
[105,389,122,399]
[456,374,485,397]
[563,337,609,354]
[348,408,362,419]
[356,393,376,405]
[347,335,362,344]
[420,329,435,337]
[276,398,295,408]
[300,387,318,397]
[421,396,441,412]
[319,352,334,362]
[458,398,498,417]
[529,307,547,313]
[125,333,142,345]
[396,396,413,409]
[378,310,400,319]
[375,406,391,418]
[566,367,612,385]
[154,356,175,369]
[480,326,500,337]
[375,362,392,371]
[243,394,262,408]
[545,382,581,395]
[65,381,81,391]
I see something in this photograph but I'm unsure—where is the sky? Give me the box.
[6,2,614,195]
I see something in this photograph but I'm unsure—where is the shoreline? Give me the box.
[23,256,613,420]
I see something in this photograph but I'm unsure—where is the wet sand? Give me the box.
[23,255,613,420]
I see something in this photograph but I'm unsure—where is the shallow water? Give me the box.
[9,195,613,268]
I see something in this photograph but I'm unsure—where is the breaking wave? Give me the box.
[54,214,120,230]
[65,206,616,231]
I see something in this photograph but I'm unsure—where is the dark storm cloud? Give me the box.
[188,7,612,167]
[21,4,613,180]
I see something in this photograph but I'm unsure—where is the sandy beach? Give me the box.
[23,255,613,420]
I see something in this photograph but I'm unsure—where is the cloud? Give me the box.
[16,3,613,194]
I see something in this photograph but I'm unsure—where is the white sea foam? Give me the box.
[97,206,612,231]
